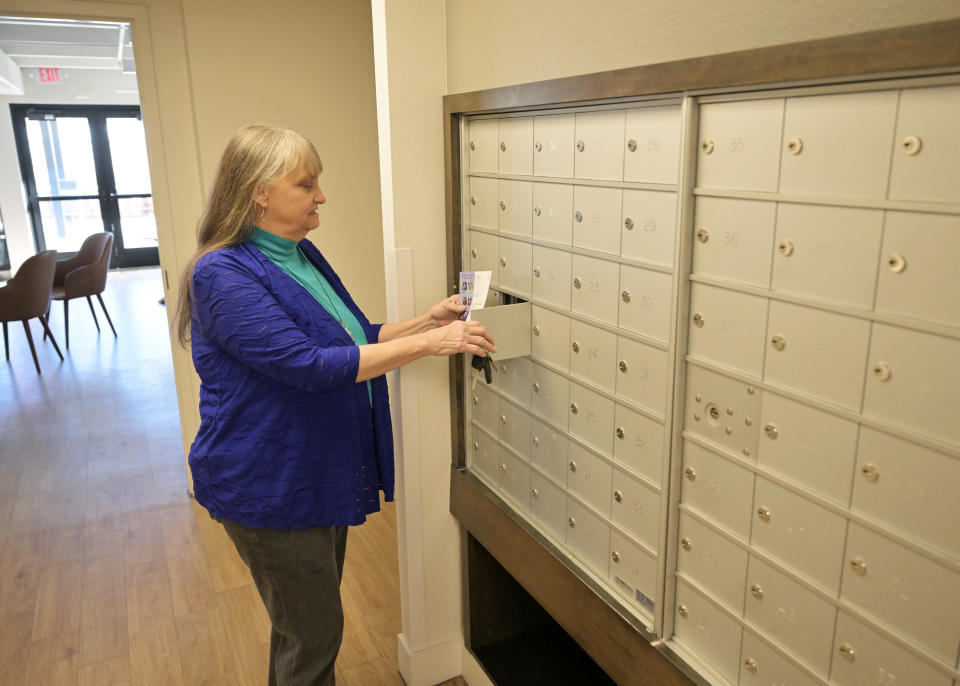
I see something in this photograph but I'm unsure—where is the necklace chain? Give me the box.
[303,250,355,343]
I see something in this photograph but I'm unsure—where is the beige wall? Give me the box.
[445,0,960,93]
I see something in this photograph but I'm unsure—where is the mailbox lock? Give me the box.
[531,488,539,498]
[680,537,692,551]
[771,335,786,351]
[570,403,579,415]
[624,217,635,231]
[531,436,540,447]
[873,362,892,382]
[614,490,623,503]
[621,290,631,304]
[696,228,710,243]
[861,463,879,481]
[532,382,541,393]
[499,463,507,473]
[692,313,705,327]
[575,210,584,223]
[571,341,581,353]
[573,277,583,290]
[533,205,542,217]
[619,360,628,373]
[499,140,507,152]
[534,141,542,152]
[533,266,541,278]
[744,659,758,674]
[470,248,478,259]
[778,240,794,257]
[709,406,720,420]
[576,139,585,152]
[750,584,764,599]
[611,550,621,562]
[787,137,803,155]
[701,140,714,155]
[757,506,772,521]
[678,604,689,618]
[532,325,541,336]
[616,427,625,439]
[901,135,922,156]
[684,467,697,481]
[472,441,479,450]
[839,644,856,661]
[627,139,638,152]
[888,254,906,273]
[499,362,507,374]
[499,200,506,211]
[469,141,476,151]
[764,423,779,439]
[850,557,867,574]
[470,196,477,206]
[499,414,507,425]
[568,517,577,528]
[499,256,507,267]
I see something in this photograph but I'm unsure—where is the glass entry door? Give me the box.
[11,104,159,268]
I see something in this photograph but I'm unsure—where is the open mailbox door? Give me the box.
[470,302,531,361]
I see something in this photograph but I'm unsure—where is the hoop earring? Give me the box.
[260,206,266,223]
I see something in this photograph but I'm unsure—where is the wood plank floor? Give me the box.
[0,267,467,686]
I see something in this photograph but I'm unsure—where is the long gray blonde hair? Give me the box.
[174,125,322,346]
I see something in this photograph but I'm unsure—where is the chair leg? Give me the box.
[38,315,63,361]
[96,294,117,338]
[22,320,40,374]
[86,296,101,333]
[3,321,8,361]
[63,299,69,350]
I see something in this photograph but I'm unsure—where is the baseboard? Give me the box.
[397,633,463,686]
[459,645,495,686]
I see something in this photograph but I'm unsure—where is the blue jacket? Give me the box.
[188,239,394,528]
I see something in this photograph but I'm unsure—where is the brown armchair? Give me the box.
[48,232,117,349]
[0,250,64,374]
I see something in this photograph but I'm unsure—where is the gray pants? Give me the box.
[220,519,349,686]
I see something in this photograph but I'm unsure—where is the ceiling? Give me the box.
[0,16,135,73]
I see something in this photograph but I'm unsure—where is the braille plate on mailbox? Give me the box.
[470,302,532,361]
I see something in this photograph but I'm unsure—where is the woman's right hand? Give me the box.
[426,320,496,357]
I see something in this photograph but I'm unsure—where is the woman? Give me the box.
[174,125,495,686]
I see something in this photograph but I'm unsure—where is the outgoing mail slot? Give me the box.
[692,197,776,288]
[744,555,836,676]
[467,118,498,173]
[673,579,743,686]
[763,301,870,411]
[498,116,533,176]
[623,105,681,184]
[618,265,672,343]
[779,90,899,199]
[862,323,960,444]
[573,185,622,255]
[532,182,573,245]
[570,319,617,392]
[841,523,960,663]
[533,114,575,178]
[468,176,498,229]
[757,392,859,505]
[530,305,570,371]
[681,440,755,540]
[497,179,533,236]
[620,189,677,267]
[567,442,613,516]
[888,84,960,204]
[531,245,572,309]
[852,427,960,557]
[574,110,626,181]
[615,336,668,416]
[875,211,960,328]
[565,497,611,575]
[771,203,883,309]
[751,478,847,593]
[613,403,665,486]
[677,511,749,613]
[684,365,762,461]
[697,98,784,192]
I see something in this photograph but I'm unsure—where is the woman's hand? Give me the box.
[426,320,496,357]
[426,295,466,328]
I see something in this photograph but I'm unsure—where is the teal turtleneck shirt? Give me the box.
[249,226,372,403]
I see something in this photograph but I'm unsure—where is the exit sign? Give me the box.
[38,68,61,83]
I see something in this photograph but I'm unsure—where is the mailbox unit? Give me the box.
[447,20,960,686]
